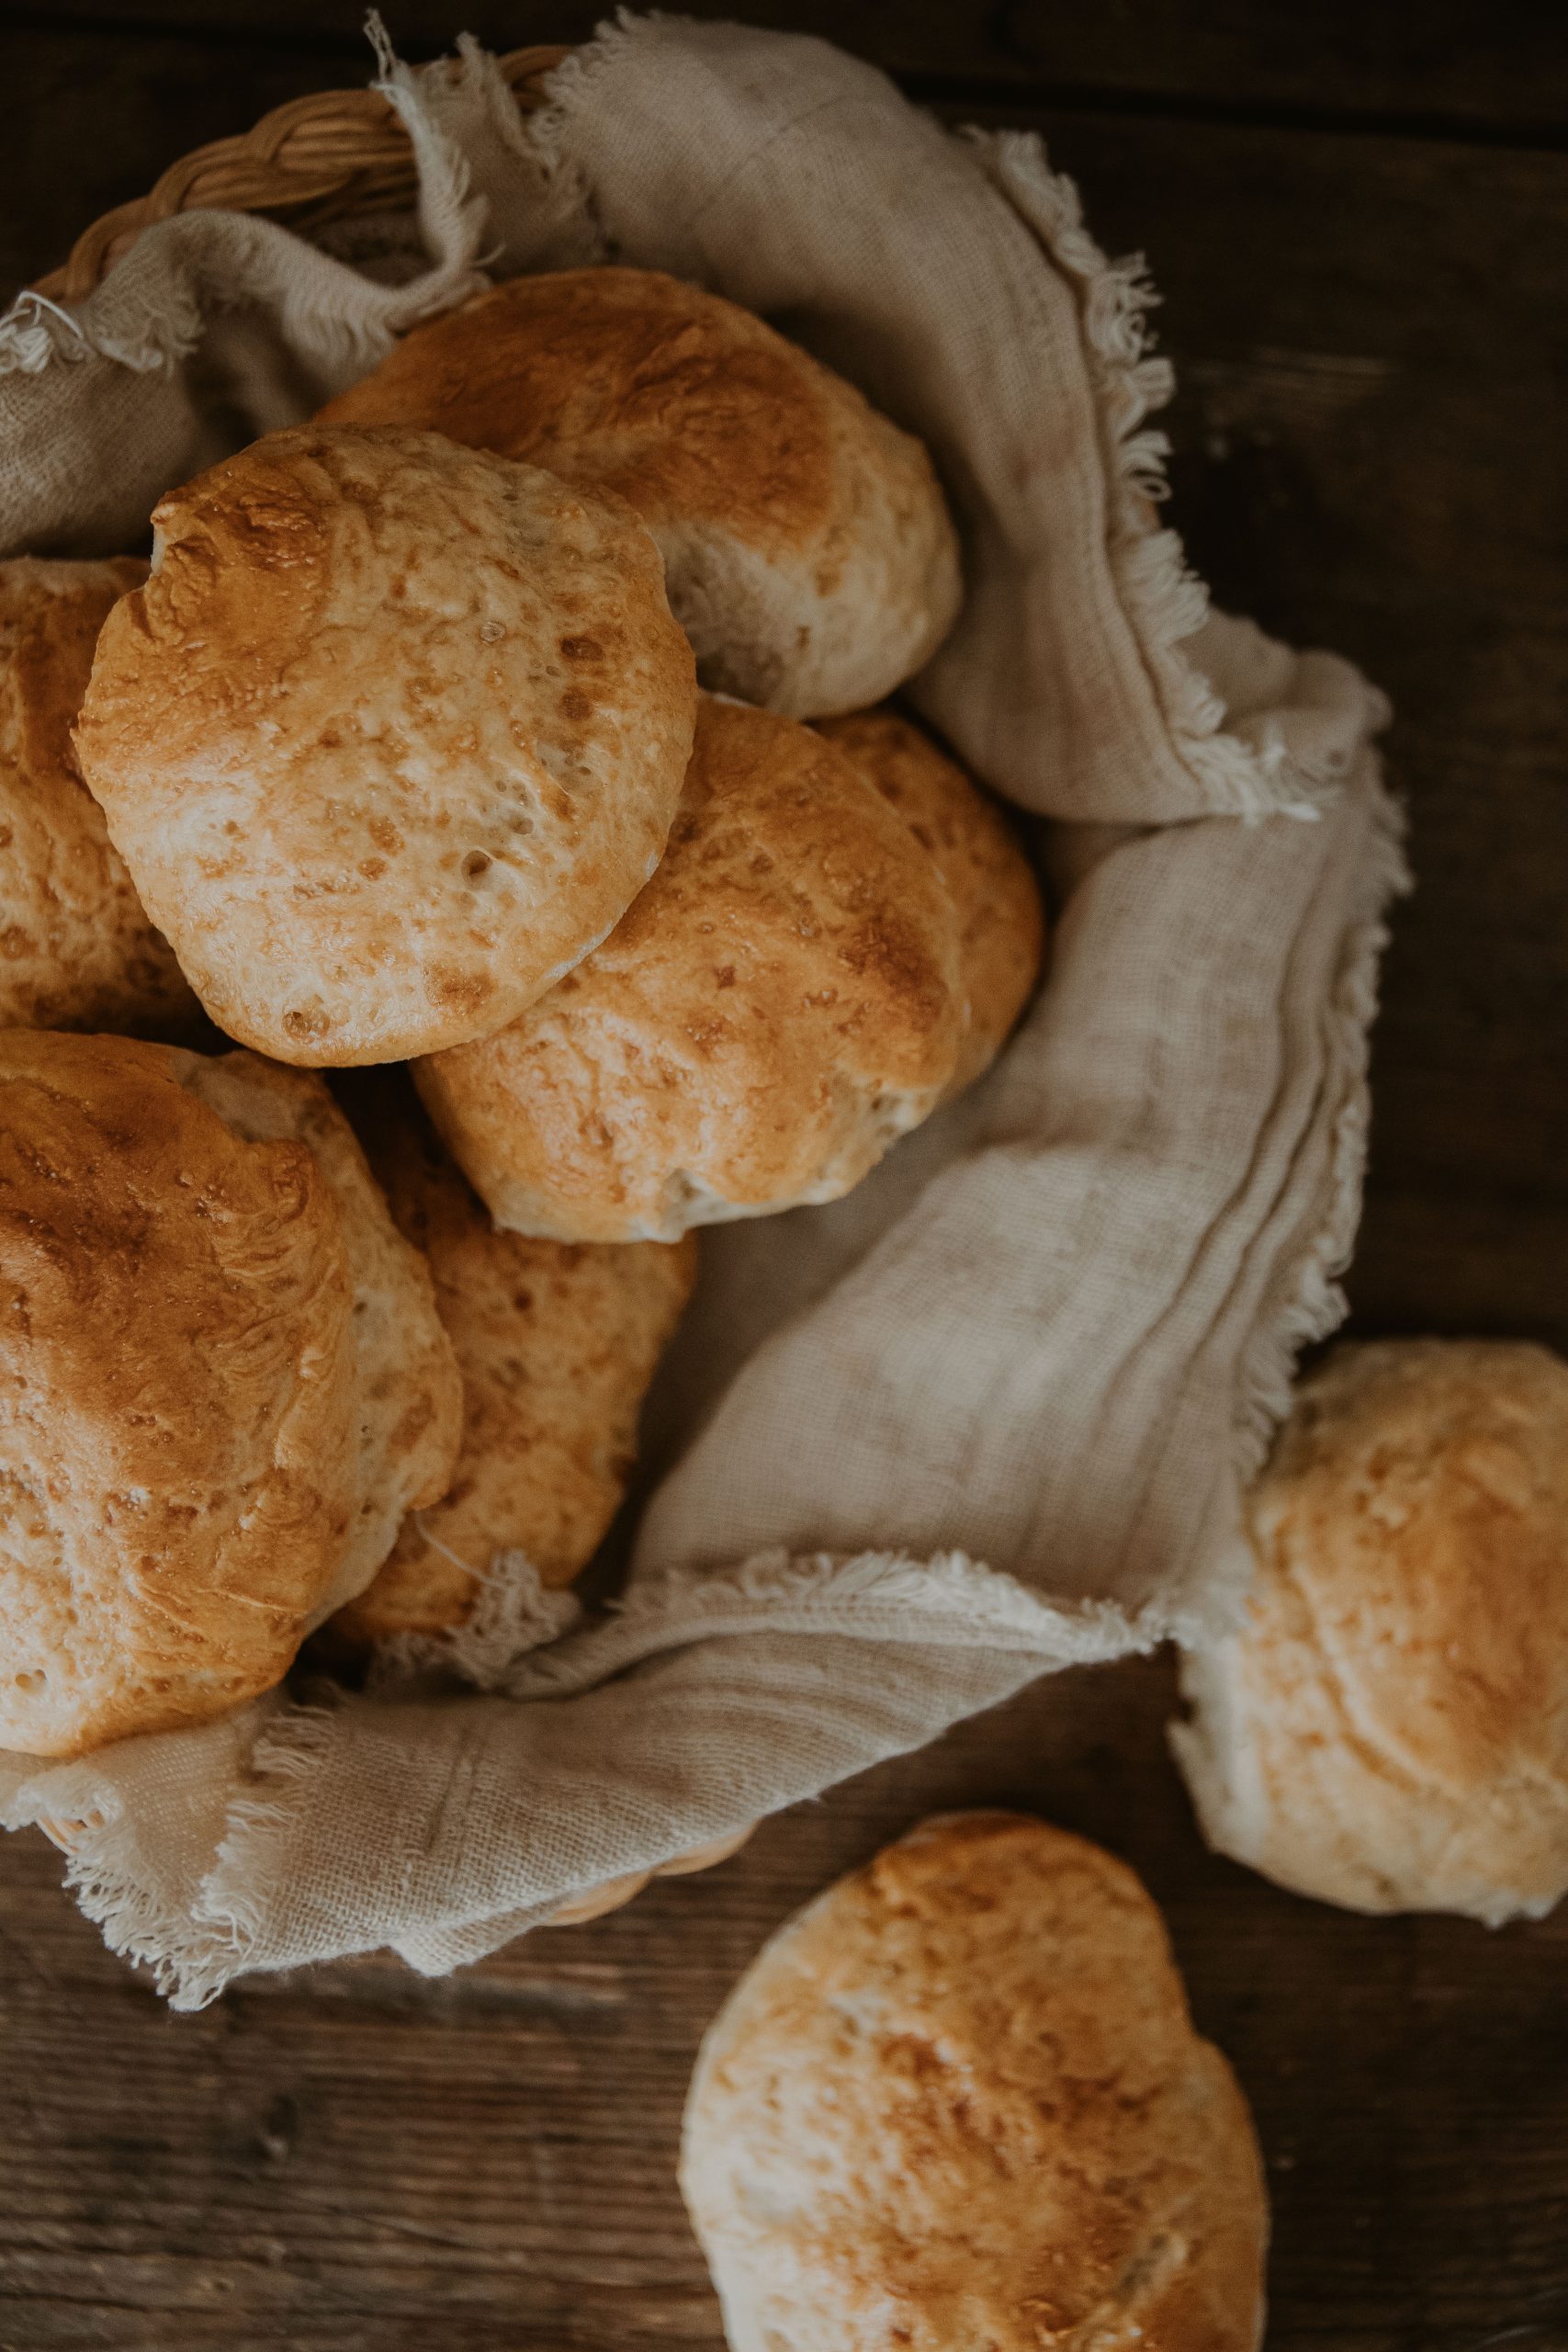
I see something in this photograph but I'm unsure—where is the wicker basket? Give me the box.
[34,46,569,302]
[31,42,754,1923]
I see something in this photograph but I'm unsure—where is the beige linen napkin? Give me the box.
[0,19,1403,2005]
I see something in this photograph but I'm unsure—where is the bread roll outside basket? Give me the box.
[31,41,756,1928]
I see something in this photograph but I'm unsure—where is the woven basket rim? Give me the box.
[32,42,570,303]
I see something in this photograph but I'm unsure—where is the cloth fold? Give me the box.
[0,17,1404,2006]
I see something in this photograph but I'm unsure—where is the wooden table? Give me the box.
[2,6,1565,2346]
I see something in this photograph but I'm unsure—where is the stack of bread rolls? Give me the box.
[0,266,1045,1760]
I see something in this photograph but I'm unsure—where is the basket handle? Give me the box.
[32,44,570,303]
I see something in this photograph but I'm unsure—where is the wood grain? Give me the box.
[2,7,1567,2348]
[6,1657,1568,2351]
[6,0,1568,133]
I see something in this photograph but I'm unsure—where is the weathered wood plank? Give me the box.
[6,1657,1568,2349]
[6,8,1568,308]
[6,0,1568,137]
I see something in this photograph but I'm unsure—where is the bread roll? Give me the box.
[414,696,965,1241]
[0,558,194,1035]
[329,1073,696,1641]
[682,1812,1267,2352]
[319,268,962,720]
[815,707,1044,1089]
[74,423,697,1066]
[0,1032,460,1757]
[1172,1339,1568,1924]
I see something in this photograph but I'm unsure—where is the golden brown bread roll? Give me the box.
[318,268,962,720]
[74,423,697,1066]
[0,558,195,1035]
[814,707,1044,1089]
[0,1032,460,1757]
[414,696,966,1241]
[682,1813,1268,2352]
[329,1072,697,1642]
[1172,1339,1568,1923]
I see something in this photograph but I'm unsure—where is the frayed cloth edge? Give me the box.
[1231,768,1412,1478]
[0,24,488,381]
[153,1544,1195,2004]
[969,130,1329,824]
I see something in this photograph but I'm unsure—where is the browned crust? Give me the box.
[331,1072,696,1640]
[414,697,965,1241]
[1177,1339,1568,1919]
[0,1034,464,1755]
[0,1032,359,1755]
[73,424,696,1065]
[816,707,1045,1089]
[682,1812,1267,2351]
[0,558,196,1036]
[318,269,962,718]
[321,266,870,559]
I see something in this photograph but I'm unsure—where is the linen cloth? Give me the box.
[0,17,1404,2005]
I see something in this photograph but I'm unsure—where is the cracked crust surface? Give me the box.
[415,696,965,1241]
[0,1034,458,1756]
[319,268,962,720]
[178,1054,463,1627]
[1173,1339,1568,1922]
[815,707,1044,1090]
[681,1812,1267,2352]
[74,424,696,1065]
[330,1072,695,1641]
[0,558,195,1035]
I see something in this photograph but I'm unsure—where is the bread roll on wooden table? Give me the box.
[682,1812,1267,2352]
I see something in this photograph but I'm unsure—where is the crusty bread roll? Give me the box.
[815,707,1044,1089]
[1172,1339,1568,1924]
[682,1812,1268,2352]
[74,423,697,1067]
[0,558,195,1035]
[414,696,965,1241]
[329,1072,696,1642]
[0,1032,460,1757]
[318,268,962,720]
